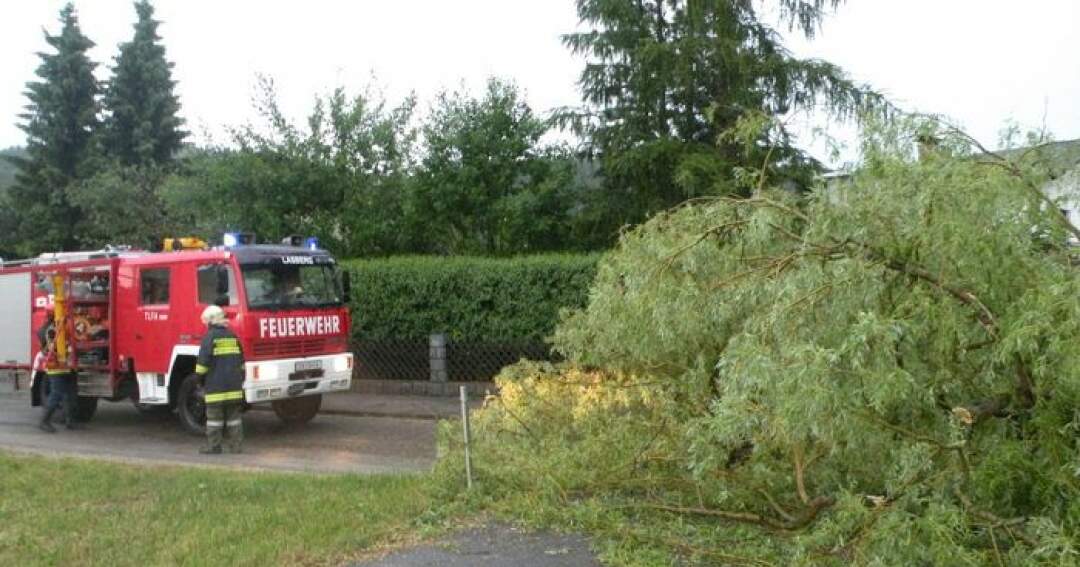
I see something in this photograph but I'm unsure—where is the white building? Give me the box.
[820,140,1080,230]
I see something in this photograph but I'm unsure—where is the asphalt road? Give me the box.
[0,393,436,474]
[354,524,601,567]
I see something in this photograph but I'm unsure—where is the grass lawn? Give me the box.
[0,451,442,566]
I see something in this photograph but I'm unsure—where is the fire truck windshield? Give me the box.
[240,263,343,310]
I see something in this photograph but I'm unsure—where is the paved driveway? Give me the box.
[0,393,436,474]
[354,524,601,567]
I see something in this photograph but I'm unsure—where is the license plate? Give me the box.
[295,360,322,372]
[287,383,305,396]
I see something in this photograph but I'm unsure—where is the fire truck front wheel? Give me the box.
[271,394,322,425]
[176,374,207,436]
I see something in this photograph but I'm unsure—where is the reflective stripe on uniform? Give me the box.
[205,420,224,427]
[205,390,244,403]
[212,338,241,356]
[195,364,209,375]
[46,370,71,375]
[226,419,242,427]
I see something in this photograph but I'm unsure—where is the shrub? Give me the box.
[343,254,598,342]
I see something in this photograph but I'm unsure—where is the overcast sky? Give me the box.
[1,1,1078,166]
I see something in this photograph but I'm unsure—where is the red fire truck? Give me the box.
[0,236,354,433]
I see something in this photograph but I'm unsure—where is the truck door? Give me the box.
[133,266,175,373]
[173,262,241,354]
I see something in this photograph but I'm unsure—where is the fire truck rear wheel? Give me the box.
[70,396,98,422]
[41,381,98,421]
[176,373,207,436]
[271,394,322,424]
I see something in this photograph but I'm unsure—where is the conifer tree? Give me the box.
[6,3,100,253]
[102,0,185,166]
[561,0,884,243]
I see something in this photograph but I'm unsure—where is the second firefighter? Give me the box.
[195,305,245,454]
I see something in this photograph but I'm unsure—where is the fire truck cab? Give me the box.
[0,239,353,434]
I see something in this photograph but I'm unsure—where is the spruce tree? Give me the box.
[561,0,884,242]
[7,3,100,253]
[102,0,185,166]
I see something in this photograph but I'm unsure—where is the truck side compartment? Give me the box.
[0,271,32,368]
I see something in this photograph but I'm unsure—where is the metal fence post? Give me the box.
[429,333,448,383]
[460,385,473,489]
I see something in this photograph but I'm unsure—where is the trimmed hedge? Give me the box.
[344,254,599,342]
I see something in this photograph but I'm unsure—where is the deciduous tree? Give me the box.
[69,165,171,250]
[163,78,417,256]
[413,78,579,254]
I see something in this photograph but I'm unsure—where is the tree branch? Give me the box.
[758,489,797,523]
[870,253,998,339]
[658,219,749,277]
[646,494,835,532]
[926,116,1080,243]
[954,488,1038,547]
[793,444,811,505]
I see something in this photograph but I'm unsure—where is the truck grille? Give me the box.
[252,338,327,358]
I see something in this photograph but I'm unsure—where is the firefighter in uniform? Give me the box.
[195,305,245,454]
[39,320,78,433]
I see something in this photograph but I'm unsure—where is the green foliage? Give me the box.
[4,1,184,257]
[6,3,100,254]
[68,164,172,250]
[159,77,597,257]
[344,254,598,342]
[101,0,186,167]
[163,77,419,256]
[0,148,25,257]
[431,364,695,565]
[441,119,1080,564]
[559,0,886,245]
[0,147,25,192]
[413,78,583,254]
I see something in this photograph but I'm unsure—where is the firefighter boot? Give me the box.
[224,405,243,454]
[202,404,224,455]
[39,408,57,433]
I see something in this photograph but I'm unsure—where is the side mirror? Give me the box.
[341,271,352,304]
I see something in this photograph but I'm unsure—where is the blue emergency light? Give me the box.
[305,237,320,251]
[223,232,256,247]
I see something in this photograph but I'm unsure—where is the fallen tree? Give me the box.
[439,120,1080,565]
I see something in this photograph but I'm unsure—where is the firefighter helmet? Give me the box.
[200,305,226,326]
